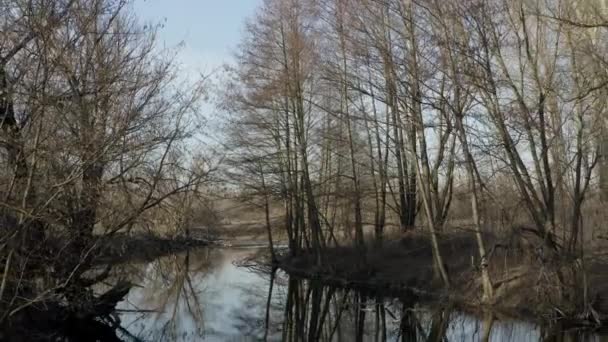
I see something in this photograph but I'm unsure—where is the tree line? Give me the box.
[223,0,608,304]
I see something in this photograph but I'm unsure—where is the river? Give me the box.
[109,247,606,341]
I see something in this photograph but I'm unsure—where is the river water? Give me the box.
[111,247,606,341]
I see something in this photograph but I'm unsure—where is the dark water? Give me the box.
[111,247,605,341]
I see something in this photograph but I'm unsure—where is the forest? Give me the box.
[222,0,608,322]
[0,0,606,339]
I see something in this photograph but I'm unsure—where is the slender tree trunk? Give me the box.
[415,158,450,286]
[601,123,608,202]
[404,0,450,286]
[337,15,364,250]
[456,117,494,303]
[261,168,277,262]
[379,9,412,232]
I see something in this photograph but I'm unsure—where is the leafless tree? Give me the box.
[0,0,210,322]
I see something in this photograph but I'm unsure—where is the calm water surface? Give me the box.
[111,247,606,341]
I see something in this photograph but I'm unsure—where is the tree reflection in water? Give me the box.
[113,249,214,340]
[277,275,448,341]
[273,276,603,342]
[112,248,605,341]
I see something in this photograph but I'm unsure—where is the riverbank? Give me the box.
[94,233,218,264]
[274,231,608,329]
[94,231,275,265]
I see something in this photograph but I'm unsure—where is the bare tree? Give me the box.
[0,0,209,321]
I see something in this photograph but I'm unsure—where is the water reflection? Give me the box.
[276,280,512,341]
[114,248,605,341]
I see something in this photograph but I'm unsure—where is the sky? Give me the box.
[134,0,262,76]
[132,0,263,148]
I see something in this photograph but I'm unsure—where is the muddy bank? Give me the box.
[275,231,608,328]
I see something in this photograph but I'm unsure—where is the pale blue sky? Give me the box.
[134,0,262,74]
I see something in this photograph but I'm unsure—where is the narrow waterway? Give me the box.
[111,247,605,341]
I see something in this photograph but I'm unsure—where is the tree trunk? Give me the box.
[261,168,277,262]
[601,124,608,202]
